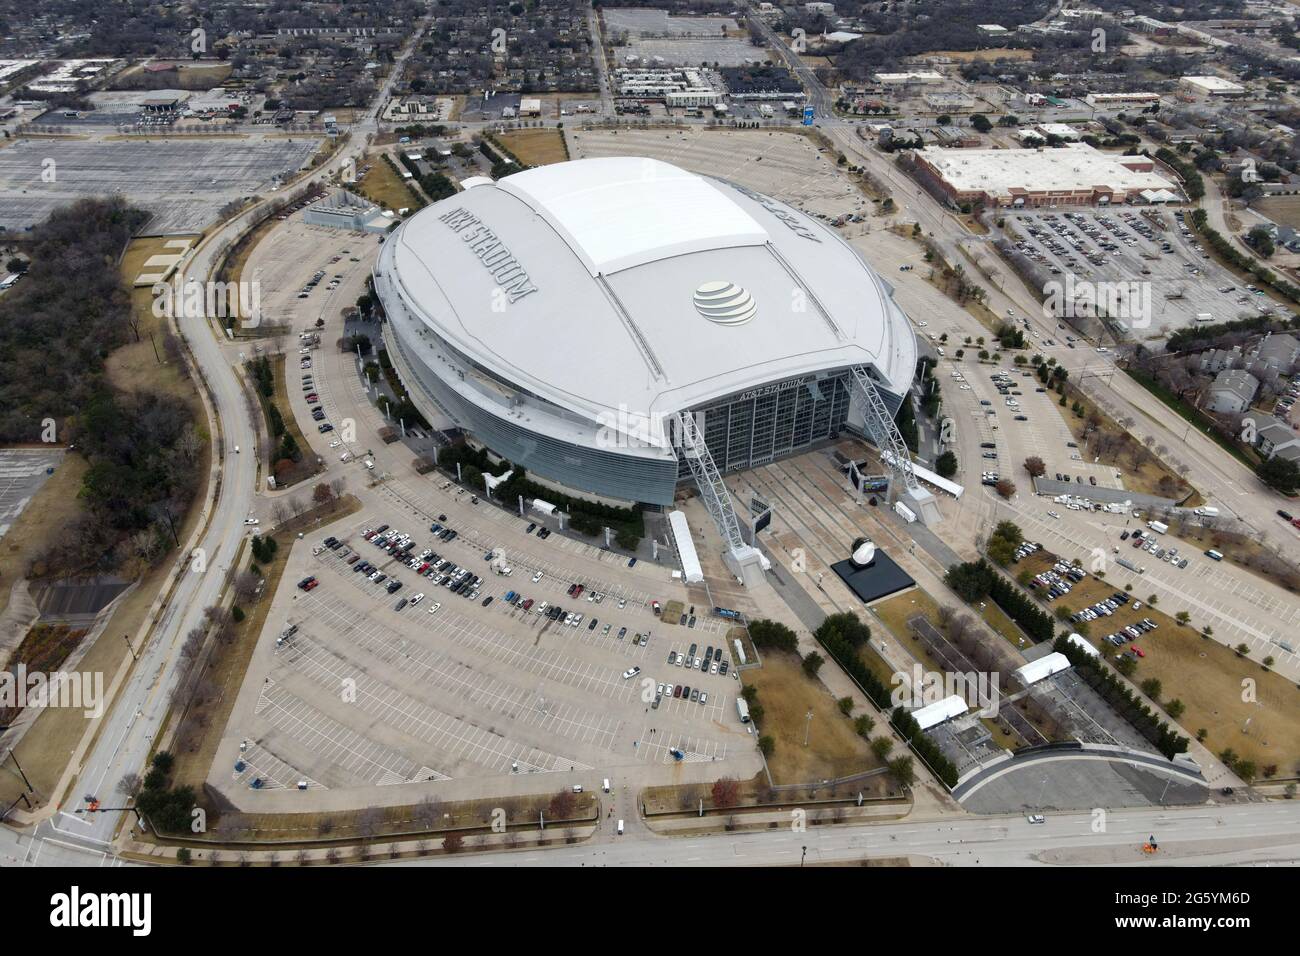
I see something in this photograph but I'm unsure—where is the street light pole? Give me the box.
[3,748,34,794]
[803,709,814,747]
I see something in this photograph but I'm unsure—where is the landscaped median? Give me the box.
[245,353,322,489]
[641,771,909,837]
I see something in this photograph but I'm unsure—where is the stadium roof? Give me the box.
[495,159,769,276]
[382,157,916,448]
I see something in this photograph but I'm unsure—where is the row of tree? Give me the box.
[1053,636,1189,760]
[945,557,1054,643]
[809,613,960,788]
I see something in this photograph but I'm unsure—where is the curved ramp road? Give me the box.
[19,22,427,860]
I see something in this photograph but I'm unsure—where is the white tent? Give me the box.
[1066,633,1100,657]
[912,694,968,730]
[667,510,704,584]
[1013,652,1071,686]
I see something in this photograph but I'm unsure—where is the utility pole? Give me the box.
[123,634,139,662]
[4,748,34,794]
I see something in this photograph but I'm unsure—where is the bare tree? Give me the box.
[117,772,142,798]
[414,795,443,831]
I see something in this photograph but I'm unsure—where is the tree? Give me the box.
[887,756,915,786]
[441,832,464,853]
[1023,456,1045,479]
[749,619,798,653]
[993,520,1023,546]
[758,735,775,757]
[1140,678,1163,700]
[870,736,894,760]
[711,777,740,808]
[987,535,1017,566]
[1257,455,1300,494]
[854,714,875,737]
[312,482,335,506]
[995,478,1016,499]
[837,696,854,715]
[935,450,958,478]
[801,650,825,677]
[547,790,575,819]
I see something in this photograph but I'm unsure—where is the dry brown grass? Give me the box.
[1059,383,1197,503]
[921,48,1034,61]
[742,652,882,785]
[356,152,422,211]
[496,129,568,166]
[0,454,88,619]
[1016,550,1300,772]
[1256,196,1300,231]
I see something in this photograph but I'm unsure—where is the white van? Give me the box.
[602,778,610,793]
[571,784,583,794]
[616,819,624,835]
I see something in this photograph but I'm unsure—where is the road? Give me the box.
[408,801,1300,867]
[5,791,1298,869]
[6,22,427,860]
[742,11,1300,566]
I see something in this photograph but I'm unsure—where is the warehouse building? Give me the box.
[910,142,1181,207]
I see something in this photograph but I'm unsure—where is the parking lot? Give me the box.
[0,448,64,539]
[217,500,753,793]
[567,127,871,223]
[0,137,320,234]
[951,361,1115,493]
[1001,207,1288,342]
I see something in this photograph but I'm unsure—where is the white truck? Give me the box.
[1147,519,1169,535]
[736,697,751,724]
[1193,506,1219,517]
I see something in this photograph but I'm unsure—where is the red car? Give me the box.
[1130,646,1145,658]
[522,598,534,610]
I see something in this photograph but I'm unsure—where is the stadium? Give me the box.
[372,156,920,513]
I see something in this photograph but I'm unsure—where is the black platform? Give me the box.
[831,550,916,604]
